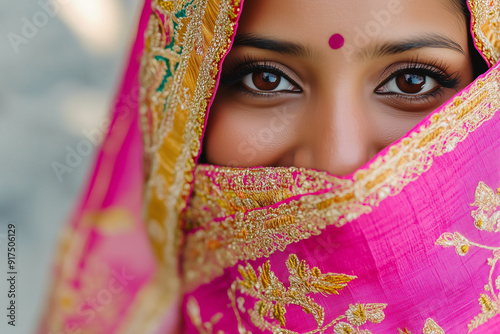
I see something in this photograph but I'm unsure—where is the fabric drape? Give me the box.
[39,0,500,333]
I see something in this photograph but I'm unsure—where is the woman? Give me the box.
[204,0,478,173]
[39,0,500,333]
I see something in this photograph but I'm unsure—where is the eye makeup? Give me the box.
[374,57,462,109]
[375,58,460,94]
[219,56,302,96]
[219,54,462,110]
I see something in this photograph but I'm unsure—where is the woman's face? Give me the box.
[204,0,474,176]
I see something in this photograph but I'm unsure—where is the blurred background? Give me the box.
[0,0,142,332]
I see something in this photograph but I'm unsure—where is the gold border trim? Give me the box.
[118,0,242,332]
[183,64,500,291]
[469,0,500,66]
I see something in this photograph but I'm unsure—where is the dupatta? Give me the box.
[40,0,500,333]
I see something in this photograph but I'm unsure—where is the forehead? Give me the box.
[236,0,467,54]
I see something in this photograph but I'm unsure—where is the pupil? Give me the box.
[253,71,280,91]
[396,73,426,94]
[262,72,278,83]
[406,74,424,85]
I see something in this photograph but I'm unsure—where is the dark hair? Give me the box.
[456,0,490,77]
[456,0,470,16]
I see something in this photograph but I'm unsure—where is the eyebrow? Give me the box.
[359,34,466,60]
[233,33,466,63]
[232,33,311,58]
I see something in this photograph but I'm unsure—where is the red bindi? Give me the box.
[328,33,344,50]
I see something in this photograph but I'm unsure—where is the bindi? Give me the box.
[328,33,344,49]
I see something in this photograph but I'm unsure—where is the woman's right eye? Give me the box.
[240,70,300,94]
[376,72,441,96]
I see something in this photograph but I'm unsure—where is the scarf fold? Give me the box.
[39,0,500,333]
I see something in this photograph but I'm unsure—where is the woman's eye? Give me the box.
[241,71,299,93]
[376,72,440,95]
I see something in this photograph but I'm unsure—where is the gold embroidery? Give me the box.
[185,166,347,230]
[422,318,445,334]
[157,0,174,12]
[140,0,242,259]
[184,64,500,290]
[188,257,453,333]
[44,0,500,332]
[471,181,500,232]
[81,207,135,234]
[397,319,445,334]
[43,226,85,332]
[469,0,500,65]
[228,254,387,334]
[436,181,500,332]
[187,296,223,334]
[118,0,243,333]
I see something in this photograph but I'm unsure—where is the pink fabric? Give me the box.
[182,63,500,332]
[41,1,500,333]
[39,2,158,333]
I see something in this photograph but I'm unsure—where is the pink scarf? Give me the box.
[39,0,500,333]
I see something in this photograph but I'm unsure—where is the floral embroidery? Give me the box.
[435,232,471,256]
[228,254,386,334]
[421,318,445,334]
[471,181,500,232]
[436,181,500,332]
[187,254,452,333]
[183,64,500,290]
[397,318,445,334]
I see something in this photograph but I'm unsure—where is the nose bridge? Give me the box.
[306,90,372,176]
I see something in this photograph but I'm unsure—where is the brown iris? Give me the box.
[252,71,280,91]
[396,73,426,94]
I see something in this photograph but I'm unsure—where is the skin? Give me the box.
[203,0,474,176]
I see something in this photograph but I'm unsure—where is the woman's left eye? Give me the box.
[241,71,299,93]
[376,72,440,96]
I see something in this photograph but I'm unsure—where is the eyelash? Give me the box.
[375,58,460,102]
[220,56,460,101]
[220,56,301,96]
